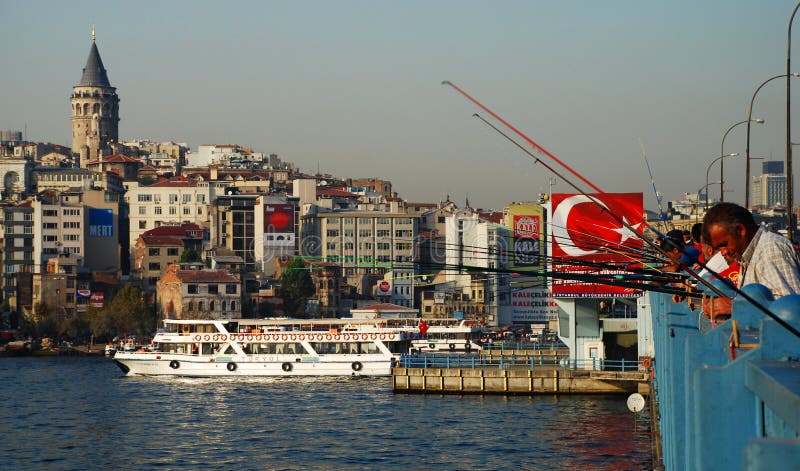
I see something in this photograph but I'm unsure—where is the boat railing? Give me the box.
[483,341,567,351]
[398,353,642,372]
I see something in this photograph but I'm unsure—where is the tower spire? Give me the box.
[92,24,96,42]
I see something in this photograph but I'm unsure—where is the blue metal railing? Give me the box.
[648,287,800,470]
[399,353,641,372]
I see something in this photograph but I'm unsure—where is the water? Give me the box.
[1,357,652,470]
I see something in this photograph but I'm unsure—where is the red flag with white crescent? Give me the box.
[550,193,644,297]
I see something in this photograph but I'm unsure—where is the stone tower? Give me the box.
[71,27,119,167]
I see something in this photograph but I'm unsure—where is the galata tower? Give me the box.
[71,26,119,167]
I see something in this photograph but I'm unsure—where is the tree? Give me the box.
[85,284,156,340]
[179,249,201,263]
[279,258,315,317]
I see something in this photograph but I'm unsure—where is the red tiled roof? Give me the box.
[143,223,203,237]
[149,176,195,188]
[139,235,184,246]
[479,211,504,224]
[406,202,436,208]
[174,269,239,283]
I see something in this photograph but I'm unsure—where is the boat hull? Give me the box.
[113,353,393,377]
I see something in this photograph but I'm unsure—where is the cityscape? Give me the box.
[3,4,800,469]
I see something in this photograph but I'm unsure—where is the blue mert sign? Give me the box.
[89,208,114,238]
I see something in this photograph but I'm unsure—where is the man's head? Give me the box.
[702,202,758,264]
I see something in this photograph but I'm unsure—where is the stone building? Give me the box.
[156,264,241,320]
[71,28,120,166]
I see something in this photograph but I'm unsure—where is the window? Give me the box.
[231,301,237,311]
[376,230,390,237]
[169,194,178,203]
[226,284,237,294]
[169,207,177,215]
[63,209,80,216]
[138,194,153,202]
[438,216,446,223]
[208,284,218,294]
[43,223,57,230]
[139,206,146,215]
[43,210,57,217]
[188,284,198,294]
[326,230,339,237]
[44,235,57,242]
[167,248,179,256]
[63,222,80,229]
[210,301,215,311]
[139,221,147,229]
[65,247,80,254]
[359,229,371,237]
[183,194,192,203]
[65,234,80,241]
[149,248,160,256]
[183,207,190,215]
[148,262,160,270]
[155,207,162,215]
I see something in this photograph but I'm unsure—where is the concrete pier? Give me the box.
[392,367,649,395]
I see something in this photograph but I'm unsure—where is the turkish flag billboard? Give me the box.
[550,193,644,297]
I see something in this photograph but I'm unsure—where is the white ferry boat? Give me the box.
[112,318,423,377]
[405,318,487,353]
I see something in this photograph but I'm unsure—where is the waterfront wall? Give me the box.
[392,367,648,395]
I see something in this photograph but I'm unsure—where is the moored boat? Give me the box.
[112,318,424,377]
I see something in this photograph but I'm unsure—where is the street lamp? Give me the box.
[701,181,724,210]
[720,121,756,203]
[745,73,800,209]
[787,2,800,241]
[706,154,738,209]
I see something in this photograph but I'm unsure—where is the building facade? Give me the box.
[156,264,241,320]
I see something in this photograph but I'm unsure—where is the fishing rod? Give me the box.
[445,81,800,338]
[640,138,667,231]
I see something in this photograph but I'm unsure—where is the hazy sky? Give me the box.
[4,1,800,211]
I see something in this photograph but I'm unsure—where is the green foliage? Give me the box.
[85,284,156,340]
[179,249,202,263]
[279,258,315,317]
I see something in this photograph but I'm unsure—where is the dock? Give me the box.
[392,365,649,395]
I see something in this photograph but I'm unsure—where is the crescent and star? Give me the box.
[552,195,642,257]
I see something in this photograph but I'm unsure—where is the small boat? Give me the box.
[112,318,424,377]
[405,318,487,353]
[104,343,116,357]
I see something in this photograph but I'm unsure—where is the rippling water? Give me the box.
[1,357,651,470]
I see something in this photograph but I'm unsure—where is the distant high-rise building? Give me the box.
[751,174,786,209]
[71,26,119,167]
[762,161,784,175]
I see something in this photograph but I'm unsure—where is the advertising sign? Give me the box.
[264,204,294,233]
[510,287,558,323]
[507,203,544,271]
[88,208,114,238]
[90,292,104,308]
[377,280,392,296]
[433,292,446,304]
[550,193,644,297]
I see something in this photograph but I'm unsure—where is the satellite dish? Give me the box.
[626,393,646,413]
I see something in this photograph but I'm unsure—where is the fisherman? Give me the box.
[701,202,800,318]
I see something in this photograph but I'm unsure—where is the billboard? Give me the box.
[550,193,644,298]
[90,292,105,308]
[507,203,544,271]
[376,280,392,296]
[510,287,558,323]
[88,208,114,238]
[264,204,294,233]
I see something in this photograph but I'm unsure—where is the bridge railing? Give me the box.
[648,286,800,471]
[398,353,641,371]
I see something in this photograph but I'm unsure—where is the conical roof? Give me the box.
[79,41,111,87]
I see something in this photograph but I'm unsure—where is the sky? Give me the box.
[3,1,800,212]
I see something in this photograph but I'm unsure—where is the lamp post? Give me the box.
[787,2,800,241]
[720,121,754,203]
[746,74,800,209]
[700,181,723,210]
[706,154,738,210]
